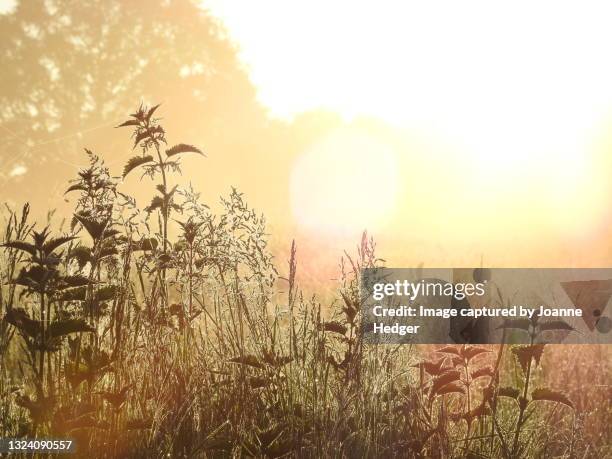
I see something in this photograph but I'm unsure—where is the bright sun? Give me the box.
[290,129,399,235]
[206,0,612,240]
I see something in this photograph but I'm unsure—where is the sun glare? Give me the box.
[206,0,612,240]
[290,129,399,235]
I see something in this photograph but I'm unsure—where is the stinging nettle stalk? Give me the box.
[117,103,205,310]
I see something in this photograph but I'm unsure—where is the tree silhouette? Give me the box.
[0,0,269,206]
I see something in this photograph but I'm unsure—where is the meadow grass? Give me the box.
[0,105,609,458]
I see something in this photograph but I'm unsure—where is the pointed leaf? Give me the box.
[116,119,140,128]
[57,286,87,302]
[132,129,151,149]
[464,402,490,424]
[412,357,447,376]
[73,213,105,240]
[55,275,93,293]
[321,321,347,335]
[145,103,161,121]
[123,155,153,178]
[430,370,461,396]
[65,184,87,194]
[461,345,491,361]
[497,386,520,399]
[12,265,55,290]
[68,246,92,269]
[47,319,94,339]
[434,381,465,396]
[471,365,494,380]
[436,345,462,356]
[165,143,204,158]
[1,241,37,257]
[4,308,39,338]
[145,196,164,214]
[511,344,546,374]
[531,387,573,409]
[43,236,77,255]
[538,320,574,332]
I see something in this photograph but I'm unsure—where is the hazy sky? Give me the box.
[3,0,612,269]
[0,0,14,14]
[204,1,612,246]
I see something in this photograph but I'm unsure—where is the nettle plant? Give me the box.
[402,318,575,458]
[401,344,494,455]
[2,227,94,430]
[117,104,204,310]
[496,315,576,457]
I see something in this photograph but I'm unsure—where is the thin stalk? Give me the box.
[511,335,534,456]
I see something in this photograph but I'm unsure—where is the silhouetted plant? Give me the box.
[117,103,204,311]
[0,104,593,458]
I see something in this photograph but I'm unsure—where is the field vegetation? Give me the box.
[0,105,609,458]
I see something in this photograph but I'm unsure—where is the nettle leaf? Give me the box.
[32,228,51,248]
[248,376,271,389]
[4,308,39,338]
[538,320,574,332]
[43,236,77,256]
[57,285,117,302]
[471,365,494,380]
[434,381,465,396]
[436,345,462,356]
[461,345,491,361]
[146,103,161,121]
[497,386,520,399]
[340,291,359,324]
[16,394,55,424]
[99,245,118,259]
[1,240,37,257]
[132,126,163,148]
[13,265,56,291]
[430,370,462,396]
[74,213,105,240]
[511,344,546,374]
[156,183,178,198]
[116,119,140,128]
[321,321,347,335]
[123,155,153,178]
[145,196,164,214]
[262,351,293,368]
[102,228,121,240]
[73,214,119,241]
[165,143,204,158]
[412,357,447,376]
[47,319,95,339]
[65,183,87,194]
[464,402,490,424]
[57,287,87,302]
[531,387,574,409]
[58,275,91,290]
[95,285,118,302]
[68,246,92,269]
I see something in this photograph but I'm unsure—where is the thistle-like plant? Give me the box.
[2,227,94,430]
[497,315,576,457]
[117,103,204,309]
